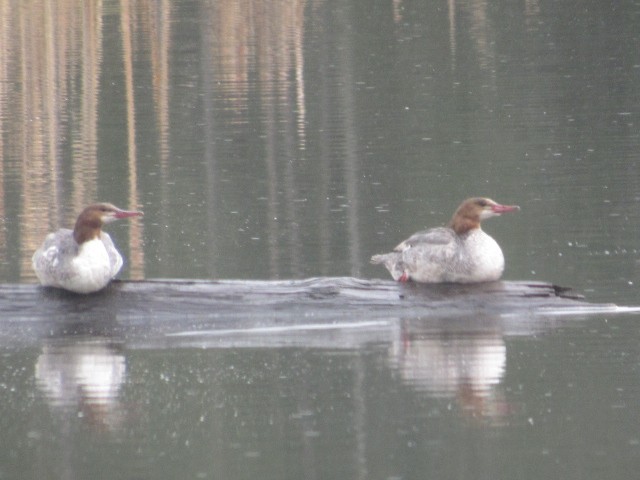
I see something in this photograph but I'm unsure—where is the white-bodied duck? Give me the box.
[32,203,143,293]
[371,197,519,283]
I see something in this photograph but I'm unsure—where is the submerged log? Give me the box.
[0,277,626,320]
[1,278,638,349]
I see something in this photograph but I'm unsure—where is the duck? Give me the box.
[32,203,143,294]
[371,197,519,283]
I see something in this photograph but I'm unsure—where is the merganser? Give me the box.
[371,197,519,283]
[32,203,143,294]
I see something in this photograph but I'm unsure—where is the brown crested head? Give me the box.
[73,203,143,244]
[448,197,519,235]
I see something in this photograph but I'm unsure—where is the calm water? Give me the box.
[1,0,640,478]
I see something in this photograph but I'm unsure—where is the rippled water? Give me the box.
[1,1,640,479]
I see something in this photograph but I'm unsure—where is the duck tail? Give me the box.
[370,254,386,265]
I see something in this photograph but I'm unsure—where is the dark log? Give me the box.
[0,278,622,320]
[0,278,635,349]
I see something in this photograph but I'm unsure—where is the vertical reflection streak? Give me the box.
[19,4,55,279]
[336,4,361,277]
[0,0,7,269]
[44,1,61,214]
[448,0,456,71]
[148,0,172,276]
[293,1,306,152]
[71,0,102,212]
[201,0,220,278]
[316,10,332,275]
[120,0,144,279]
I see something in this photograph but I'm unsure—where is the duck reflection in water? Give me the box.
[35,338,126,432]
[390,316,514,422]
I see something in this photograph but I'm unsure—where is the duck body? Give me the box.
[32,203,142,294]
[371,227,504,283]
[33,229,123,294]
[371,197,518,284]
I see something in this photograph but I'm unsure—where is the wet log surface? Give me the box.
[0,278,594,320]
[0,278,635,349]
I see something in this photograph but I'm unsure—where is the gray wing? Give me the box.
[32,229,78,283]
[394,227,456,251]
[372,227,460,282]
[395,227,461,280]
[38,229,77,254]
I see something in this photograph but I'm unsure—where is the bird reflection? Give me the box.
[390,316,512,421]
[35,338,126,432]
